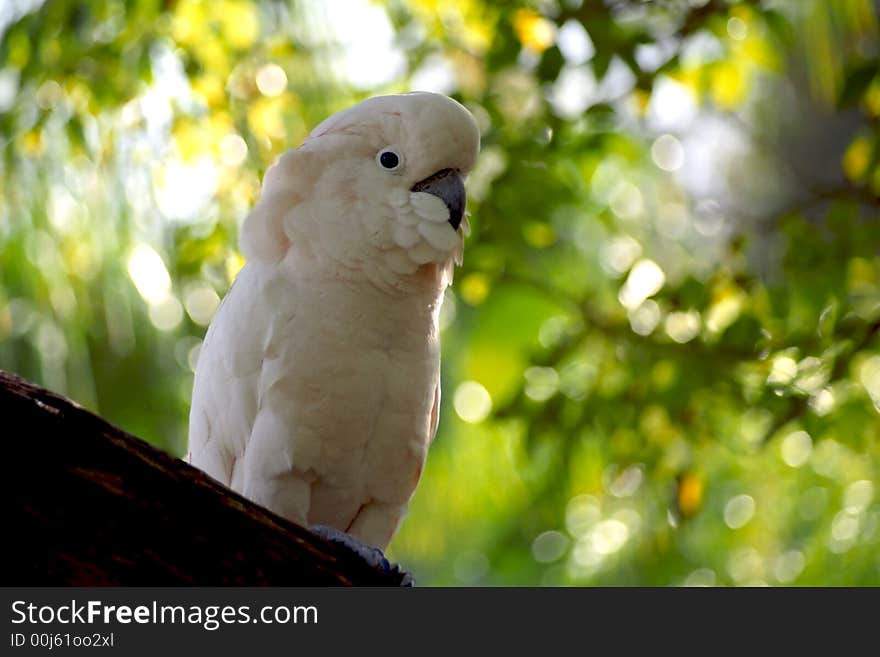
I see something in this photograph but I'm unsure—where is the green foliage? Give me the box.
[1,0,879,585]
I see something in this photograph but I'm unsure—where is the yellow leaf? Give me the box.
[805,1,841,102]
[847,256,879,294]
[640,405,673,444]
[226,252,246,282]
[512,9,555,53]
[19,130,44,155]
[192,75,226,107]
[629,89,650,116]
[863,77,880,117]
[7,30,30,68]
[522,222,556,248]
[247,97,286,140]
[408,0,498,55]
[171,0,206,47]
[677,473,704,517]
[219,0,260,50]
[193,40,231,76]
[172,119,204,161]
[209,111,234,137]
[730,4,756,23]
[710,61,748,110]
[706,284,746,334]
[740,34,781,72]
[842,134,873,181]
[460,272,490,305]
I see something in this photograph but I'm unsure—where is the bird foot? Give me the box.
[310,525,414,586]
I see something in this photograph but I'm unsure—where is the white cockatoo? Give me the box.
[187,92,480,552]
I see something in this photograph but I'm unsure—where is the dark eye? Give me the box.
[380,152,399,168]
[376,148,403,172]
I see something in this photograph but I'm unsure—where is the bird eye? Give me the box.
[376,148,403,172]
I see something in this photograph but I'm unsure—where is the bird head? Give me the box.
[240,92,480,290]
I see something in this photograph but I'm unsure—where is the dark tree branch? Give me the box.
[1,370,410,586]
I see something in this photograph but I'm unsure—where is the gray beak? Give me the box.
[411,168,465,230]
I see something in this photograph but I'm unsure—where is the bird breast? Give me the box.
[258,266,442,503]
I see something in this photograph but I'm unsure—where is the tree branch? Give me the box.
[2,370,410,586]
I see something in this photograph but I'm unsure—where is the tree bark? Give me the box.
[2,370,410,586]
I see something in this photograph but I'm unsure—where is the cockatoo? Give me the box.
[187,92,480,553]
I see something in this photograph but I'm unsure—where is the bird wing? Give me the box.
[188,261,321,528]
[190,142,323,478]
[187,266,266,484]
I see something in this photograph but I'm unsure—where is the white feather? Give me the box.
[410,191,451,223]
[417,220,461,251]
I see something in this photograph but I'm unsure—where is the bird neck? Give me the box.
[273,245,448,326]
[284,240,451,301]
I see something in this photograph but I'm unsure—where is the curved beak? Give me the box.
[411,168,465,230]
